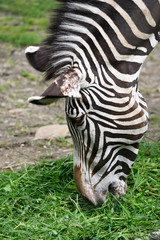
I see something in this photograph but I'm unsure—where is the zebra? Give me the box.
[25,0,160,206]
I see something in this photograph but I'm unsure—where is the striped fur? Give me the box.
[26,0,160,206]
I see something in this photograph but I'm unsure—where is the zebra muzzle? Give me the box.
[108,180,127,198]
[74,165,107,206]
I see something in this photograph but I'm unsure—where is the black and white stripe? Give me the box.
[27,0,160,205]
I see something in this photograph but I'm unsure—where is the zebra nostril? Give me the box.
[108,182,117,195]
[108,180,127,198]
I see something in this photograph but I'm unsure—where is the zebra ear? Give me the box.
[25,46,51,72]
[28,68,82,105]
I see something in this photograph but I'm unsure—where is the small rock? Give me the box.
[34,124,70,140]
[151,230,160,240]
[18,99,24,103]
[135,230,160,240]
[9,108,23,114]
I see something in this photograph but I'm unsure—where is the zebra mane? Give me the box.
[43,0,111,81]
[44,0,99,46]
[42,0,160,81]
[43,1,66,46]
[43,1,92,80]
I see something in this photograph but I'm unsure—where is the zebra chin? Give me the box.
[74,165,127,206]
[74,165,107,206]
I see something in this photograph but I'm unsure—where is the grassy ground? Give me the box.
[0,1,159,239]
[0,141,160,240]
[0,0,58,46]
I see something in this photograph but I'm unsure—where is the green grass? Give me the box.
[0,2,159,239]
[0,141,159,240]
[0,0,58,46]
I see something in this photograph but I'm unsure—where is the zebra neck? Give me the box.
[44,0,160,84]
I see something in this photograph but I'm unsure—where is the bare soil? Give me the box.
[0,43,160,171]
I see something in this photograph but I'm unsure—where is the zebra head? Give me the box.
[25,44,146,206]
[26,0,160,206]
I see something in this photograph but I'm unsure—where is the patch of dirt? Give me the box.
[0,43,159,171]
[139,44,160,141]
[0,43,72,171]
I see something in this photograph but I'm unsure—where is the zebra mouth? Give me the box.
[82,192,107,207]
[74,165,128,206]
[108,180,127,198]
[78,185,107,207]
[74,165,108,206]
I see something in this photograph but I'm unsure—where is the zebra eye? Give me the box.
[70,114,85,126]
